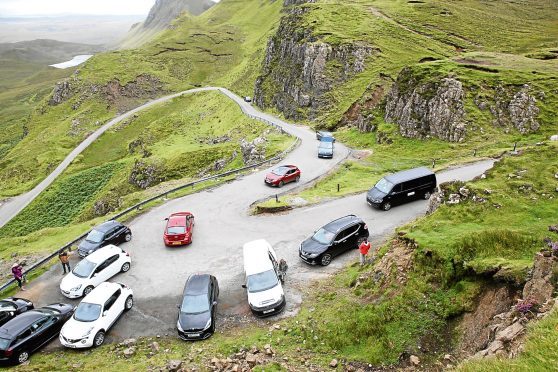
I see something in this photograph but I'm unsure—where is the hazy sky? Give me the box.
[0,0,157,17]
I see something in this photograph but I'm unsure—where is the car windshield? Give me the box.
[0,301,16,312]
[246,269,279,293]
[35,308,61,316]
[167,226,186,234]
[375,178,394,194]
[72,259,96,278]
[74,302,101,322]
[181,294,209,314]
[0,337,10,350]
[272,167,290,176]
[312,228,335,245]
[85,229,104,243]
[319,142,333,149]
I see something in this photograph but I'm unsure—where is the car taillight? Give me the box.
[5,349,12,357]
[364,224,368,230]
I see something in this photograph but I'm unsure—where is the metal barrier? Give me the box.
[0,117,300,293]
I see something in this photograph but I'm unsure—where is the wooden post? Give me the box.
[275,194,279,203]
[337,183,340,192]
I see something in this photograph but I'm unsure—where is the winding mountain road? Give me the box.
[7,86,495,346]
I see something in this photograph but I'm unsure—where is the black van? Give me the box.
[366,167,437,211]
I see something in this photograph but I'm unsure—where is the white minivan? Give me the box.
[242,239,285,317]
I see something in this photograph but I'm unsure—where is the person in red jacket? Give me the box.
[359,237,371,266]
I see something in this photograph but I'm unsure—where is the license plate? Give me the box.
[263,309,275,314]
[66,344,76,348]
[188,333,200,337]
[172,241,181,245]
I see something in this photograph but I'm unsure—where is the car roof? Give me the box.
[93,220,122,233]
[323,215,362,233]
[168,213,191,227]
[384,167,435,184]
[0,311,46,338]
[85,245,122,264]
[82,282,121,304]
[183,274,211,296]
[243,239,275,275]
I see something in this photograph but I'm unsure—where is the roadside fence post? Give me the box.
[473,149,477,157]
[275,194,279,203]
[337,183,340,192]
[513,142,517,152]
[432,159,436,168]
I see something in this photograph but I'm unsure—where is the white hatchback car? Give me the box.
[60,245,131,298]
[59,282,133,348]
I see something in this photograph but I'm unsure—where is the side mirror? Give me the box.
[176,304,180,309]
[213,301,218,306]
[241,284,247,289]
[164,218,169,221]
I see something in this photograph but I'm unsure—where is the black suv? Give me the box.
[0,303,74,365]
[78,220,132,257]
[299,215,369,266]
[177,274,219,341]
[0,298,34,327]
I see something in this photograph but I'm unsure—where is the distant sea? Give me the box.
[50,55,94,69]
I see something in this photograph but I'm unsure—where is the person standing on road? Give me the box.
[11,263,25,291]
[59,249,71,274]
[278,259,288,283]
[359,238,371,266]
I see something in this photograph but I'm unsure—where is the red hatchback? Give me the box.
[164,212,195,246]
[264,165,301,187]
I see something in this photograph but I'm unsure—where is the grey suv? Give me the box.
[299,215,369,266]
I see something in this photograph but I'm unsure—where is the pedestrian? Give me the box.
[59,249,71,274]
[278,258,288,283]
[11,263,25,291]
[359,237,371,266]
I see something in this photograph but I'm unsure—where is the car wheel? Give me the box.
[278,180,284,188]
[17,351,29,364]
[382,202,391,211]
[320,254,332,266]
[295,176,300,183]
[124,295,133,311]
[424,191,431,200]
[121,262,131,273]
[124,233,132,242]
[83,286,94,296]
[93,331,105,347]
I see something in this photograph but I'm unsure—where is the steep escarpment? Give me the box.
[254,0,376,121]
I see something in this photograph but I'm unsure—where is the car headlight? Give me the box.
[88,249,93,254]
[203,318,212,331]
[177,320,184,332]
[70,284,82,292]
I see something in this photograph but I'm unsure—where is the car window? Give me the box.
[31,317,49,332]
[344,225,360,237]
[86,229,105,243]
[374,178,393,194]
[272,167,290,176]
[73,259,96,278]
[0,301,16,312]
[15,328,32,344]
[246,269,279,293]
[104,289,121,312]
[106,254,120,266]
[167,226,186,234]
[391,184,402,193]
[181,294,210,314]
[311,228,335,245]
[74,302,102,322]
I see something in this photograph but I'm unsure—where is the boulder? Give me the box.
[121,338,137,347]
[522,254,557,304]
[495,321,525,343]
[329,358,338,368]
[166,360,182,371]
[550,135,558,141]
[122,347,135,358]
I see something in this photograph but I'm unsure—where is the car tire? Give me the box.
[382,202,391,211]
[124,295,133,311]
[424,191,431,200]
[320,254,332,266]
[93,331,105,347]
[295,176,300,183]
[278,181,284,188]
[124,232,132,242]
[121,262,131,273]
[83,286,94,296]
[17,350,29,364]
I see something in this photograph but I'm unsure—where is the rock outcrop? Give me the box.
[385,68,467,142]
[488,84,540,134]
[129,159,165,189]
[254,2,376,121]
[49,80,74,106]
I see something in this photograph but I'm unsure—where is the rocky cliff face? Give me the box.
[485,84,541,134]
[254,1,376,121]
[384,67,467,142]
[143,0,215,28]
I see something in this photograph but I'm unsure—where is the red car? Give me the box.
[163,212,195,246]
[264,165,301,187]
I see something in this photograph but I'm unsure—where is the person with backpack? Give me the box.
[278,258,288,283]
[359,237,372,266]
[11,263,26,291]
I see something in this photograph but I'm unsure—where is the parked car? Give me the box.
[78,220,132,257]
[242,239,285,317]
[299,215,369,266]
[176,274,219,341]
[0,303,74,364]
[264,165,301,187]
[317,138,334,158]
[316,130,335,142]
[60,245,131,298]
[164,212,195,246]
[366,167,437,211]
[59,282,133,348]
[244,96,252,102]
[0,298,34,327]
